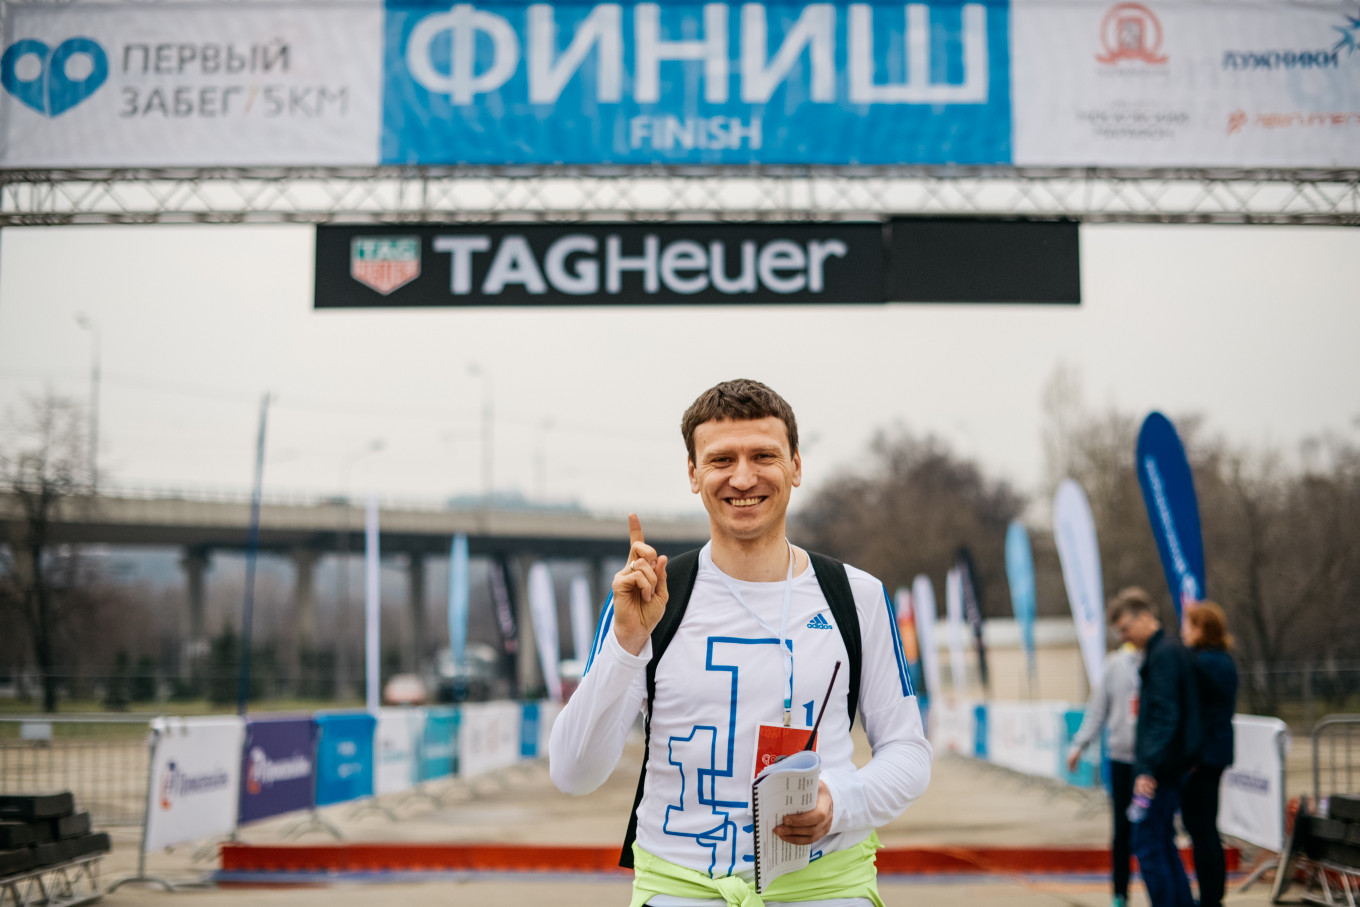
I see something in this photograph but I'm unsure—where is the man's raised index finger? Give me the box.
[628,513,646,547]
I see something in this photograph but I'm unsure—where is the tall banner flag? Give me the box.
[893,588,924,704]
[527,563,563,702]
[489,554,519,656]
[447,533,470,666]
[1136,412,1205,622]
[912,574,942,708]
[1054,478,1106,689]
[569,575,594,661]
[1004,521,1038,683]
[945,566,968,700]
[956,548,990,696]
[364,494,380,712]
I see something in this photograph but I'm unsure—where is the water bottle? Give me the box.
[1126,793,1151,823]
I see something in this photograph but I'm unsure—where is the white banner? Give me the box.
[912,575,942,708]
[569,575,594,662]
[144,715,244,852]
[1220,714,1289,852]
[1,5,383,168]
[458,701,522,778]
[528,562,563,702]
[1013,1,1360,168]
[931,700,977,757]
[945,567,968,700]
[986,701,1068,780]
[1054,478,1107,690]
[374,707,422,796]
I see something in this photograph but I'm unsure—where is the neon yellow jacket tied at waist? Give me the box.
[628,832,885,907]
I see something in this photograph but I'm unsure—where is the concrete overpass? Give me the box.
[0,489,710,692]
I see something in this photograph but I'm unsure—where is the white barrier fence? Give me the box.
[930,701,1289,852]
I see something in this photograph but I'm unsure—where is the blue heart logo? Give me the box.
[2,36,108,117]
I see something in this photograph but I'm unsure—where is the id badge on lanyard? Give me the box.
[750,662,841,780]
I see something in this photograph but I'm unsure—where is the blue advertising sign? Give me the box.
[314,711,376,806]
[521,702,540,759]
[238,716,316,824]
[420,707,461,781]
[1136,412,1205,622]
[1004,521,1037,677]
[381,0,1012,165]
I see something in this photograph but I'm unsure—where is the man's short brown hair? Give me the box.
[681,379,799,463]
[1107,586,1156,626]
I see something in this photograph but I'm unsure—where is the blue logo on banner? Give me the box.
[314,711,377,806]
[238,717,316,824]
[1,37,108,116]
[380,0,1011,165]
[1136,412,1205,621]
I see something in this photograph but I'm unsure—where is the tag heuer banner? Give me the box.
[314,219,1079,307]
[3,1,1357,170]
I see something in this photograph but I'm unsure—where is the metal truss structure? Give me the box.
[2,166,1357,226]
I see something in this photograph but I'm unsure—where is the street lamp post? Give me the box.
[335,438,384,701]
[535,417,554,502]
[467,364,494,505]
[75,313,100,493]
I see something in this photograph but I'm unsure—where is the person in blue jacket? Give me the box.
[1181,601,1239,907]
[1110,587,1202,907]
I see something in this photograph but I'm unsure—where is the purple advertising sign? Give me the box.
[238,716,316,824]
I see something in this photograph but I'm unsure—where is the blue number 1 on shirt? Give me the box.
[662,636,786,878]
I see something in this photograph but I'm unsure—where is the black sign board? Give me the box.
[887,219,1081,304]
[315,222,886,308]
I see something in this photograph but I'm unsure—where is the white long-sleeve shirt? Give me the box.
[550,544,932,900]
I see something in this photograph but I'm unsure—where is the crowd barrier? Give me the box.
[930,701,1289,853]
[80,697,565,885]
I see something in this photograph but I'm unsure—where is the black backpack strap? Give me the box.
[619,547,700,869]
[808,551,862,727]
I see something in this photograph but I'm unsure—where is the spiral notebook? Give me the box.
[751,749,821,893]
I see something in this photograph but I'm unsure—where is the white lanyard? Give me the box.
[715,541,796,726]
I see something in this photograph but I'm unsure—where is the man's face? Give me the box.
[688,416,801,545]
[1113,610,1158,650]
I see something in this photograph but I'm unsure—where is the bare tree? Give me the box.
[0,392,95,712]
[794,425,1025,608]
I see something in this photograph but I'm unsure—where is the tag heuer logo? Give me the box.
[351,237,421,295]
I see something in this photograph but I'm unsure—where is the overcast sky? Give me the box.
[1,222,1356,523]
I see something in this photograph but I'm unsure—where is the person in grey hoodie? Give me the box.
[1068,636,1145,907]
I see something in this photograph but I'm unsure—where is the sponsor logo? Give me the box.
[245,746,311,795]
[1,37,108,116]
[806,613,833,630]
[352,237,421,295]
[1227,108,1360,134]
[158,759,231,811]
[1096,3,1167,65]
[1221,9,1359,72]
[430,232,850,298]
[1225,770,1270,794]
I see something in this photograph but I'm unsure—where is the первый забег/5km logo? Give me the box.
[1,36,108,116]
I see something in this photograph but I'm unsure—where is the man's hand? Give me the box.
[774,781,833,846]
[611,514,669,655]
[1135,774,1158,798]
[1065,748,1081,774]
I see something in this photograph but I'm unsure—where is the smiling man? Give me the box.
[550,379,932,906]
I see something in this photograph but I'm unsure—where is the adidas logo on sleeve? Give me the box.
[806,613,834,630]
